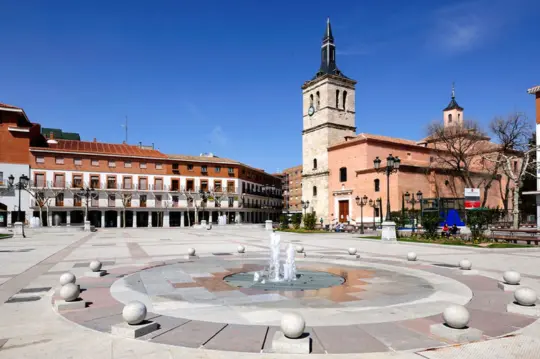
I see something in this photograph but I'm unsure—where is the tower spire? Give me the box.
[323,17,334,43]
[314,18,347,80]
[443,82,464,111]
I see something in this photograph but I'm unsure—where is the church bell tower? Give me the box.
[301,18,357,223]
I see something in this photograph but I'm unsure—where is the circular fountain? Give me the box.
[224,232,345,291]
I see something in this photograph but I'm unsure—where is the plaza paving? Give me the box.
[1,226,540,358]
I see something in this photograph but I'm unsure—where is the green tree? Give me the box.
[279,214,289,230]
[291,213,302,229]
[467,208,503,240]
[303,212,317,230]
[421,212,441,239]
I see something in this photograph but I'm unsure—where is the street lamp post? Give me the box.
[79,187,96,224]
[8,174,30,238]
[404,191,423,234]
[377,197,383,225]
[355,195,368,234]
[373,155,401,241]
[301,200,309,216]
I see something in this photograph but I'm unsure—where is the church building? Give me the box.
[301,19,510,226]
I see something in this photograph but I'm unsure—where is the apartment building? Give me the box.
[0,102,283,228]
[281,165,302,213]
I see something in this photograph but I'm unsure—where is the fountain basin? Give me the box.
[224,270,345,291]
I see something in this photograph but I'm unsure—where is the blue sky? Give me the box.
[1,0,539,173]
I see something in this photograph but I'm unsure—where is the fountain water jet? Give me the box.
[254,232,297,283]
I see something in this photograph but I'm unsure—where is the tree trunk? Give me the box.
[122,209,126,228]
[512,185,520,229]
[38,206,43,227]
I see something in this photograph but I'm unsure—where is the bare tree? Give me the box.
[114,190,134,228]
[184,191,195,226]
[161,195,171,227]
[426,120,501,206]
[24,181,53,226]
[485,113,535,228]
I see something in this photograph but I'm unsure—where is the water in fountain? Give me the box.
[268,232,282,281]
[254,232,297,283]
[283,243,297,281]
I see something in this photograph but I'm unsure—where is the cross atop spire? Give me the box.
[451,81,455,99]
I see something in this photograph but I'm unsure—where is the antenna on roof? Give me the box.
[121,116,128,144]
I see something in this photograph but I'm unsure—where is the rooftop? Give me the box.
[329,133,421,150]
[528,85,540,94]
[0,102,22,110]
[31,139,168,159]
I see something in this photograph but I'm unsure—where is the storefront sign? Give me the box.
[464,188,481,209]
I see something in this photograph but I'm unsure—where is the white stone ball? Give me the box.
[503,270,521,285]
[237,245,245,253]
[59,272,76,286]
[89,260,102,272]
[514,287,537,306]
[442,305,470,329]
[280,312,306,339]
[459,259,472,270]
[122,301,147,325]
[60,283,80,302]
[348,247,357,255]
[188,248,196,256]
[407,252,417,261]
[296,245,304,253]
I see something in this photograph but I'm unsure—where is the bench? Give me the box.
[490,229,540,245]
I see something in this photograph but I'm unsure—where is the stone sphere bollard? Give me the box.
[89,260,102,272]
[442,305,470,329]
[59,272,76,286]
[348,248,357,255]
[459,259,472,270]
[188,248,196,256]
[407,252,417,261]
[237,245,245,253]
[514,287,537,306]
[503,270,521,285]
[280,313,306,339]
[122,301,147,325]
[296,245,304,253]
[60,283,80,302]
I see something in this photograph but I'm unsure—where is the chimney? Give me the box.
[49,132,54,139]
[93,138,97,142]
[122,141,126,144]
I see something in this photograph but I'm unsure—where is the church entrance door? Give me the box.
[338,200,349,223]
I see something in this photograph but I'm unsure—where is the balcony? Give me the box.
[54,181,65,188]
